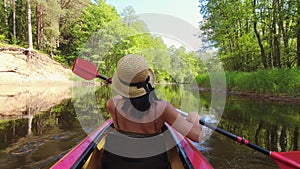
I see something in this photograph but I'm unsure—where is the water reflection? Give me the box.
[200,93,300,168]
[0,85,72,117]
[0,98,86,169]
[72,85,111,134]
[0,85,299,168]
[0,85,78,169]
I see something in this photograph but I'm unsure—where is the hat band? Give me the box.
[118,76,154,94]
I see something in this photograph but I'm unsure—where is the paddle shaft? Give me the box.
[200,119,270,155]
[177,109,267,154]
[97,74,111,83]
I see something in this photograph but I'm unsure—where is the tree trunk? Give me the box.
[36,3,42,50]
[272,0,281,68]
[278,0,291,68]
[253,0,267,68]
[273,35,281,68]
[297,2,300,67]
[12,0,16,40]
[26,0,33,52]
[254,22,267,69]
[297,31,300,68]
[268,38,273,68]
[4,0,8,26]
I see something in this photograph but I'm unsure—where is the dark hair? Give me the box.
[122,90,159,118]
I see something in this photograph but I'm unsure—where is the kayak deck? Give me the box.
[51,119,213,169]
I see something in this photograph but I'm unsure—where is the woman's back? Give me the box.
[106,96,166,135]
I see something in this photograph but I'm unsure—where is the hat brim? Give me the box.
[112,68,155,98]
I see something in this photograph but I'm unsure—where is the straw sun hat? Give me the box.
[112,54,155,98]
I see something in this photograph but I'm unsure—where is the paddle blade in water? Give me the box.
[72,58,98,80]
[270,151,300,169]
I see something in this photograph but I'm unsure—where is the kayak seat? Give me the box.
[101,131,170,169]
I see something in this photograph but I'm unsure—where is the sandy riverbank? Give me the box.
[0,46,73,117]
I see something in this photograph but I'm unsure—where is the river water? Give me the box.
[0,85,299,169]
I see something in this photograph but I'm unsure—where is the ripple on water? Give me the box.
[10,140,45,155]
[227,152,277,169]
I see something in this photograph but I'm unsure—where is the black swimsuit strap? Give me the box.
[114,100,120,129]
[154,105,158,133]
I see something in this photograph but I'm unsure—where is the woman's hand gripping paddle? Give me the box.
[72,58,111,83]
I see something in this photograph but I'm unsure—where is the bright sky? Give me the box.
[105,0,203,50]
[105,0,202,27]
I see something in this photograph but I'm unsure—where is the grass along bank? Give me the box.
[196,69,300,99]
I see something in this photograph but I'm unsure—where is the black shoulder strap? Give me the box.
[154,104,158,133]
[114,100,120,129]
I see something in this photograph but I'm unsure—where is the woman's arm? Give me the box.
[106,98,115,116]
[163,101,202,142]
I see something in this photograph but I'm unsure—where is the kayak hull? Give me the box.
[51,119,213,169]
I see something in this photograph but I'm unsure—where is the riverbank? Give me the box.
[0,46,72,85]
[226,90,300,103]
[196,69,300,103]
[0,46,73,117]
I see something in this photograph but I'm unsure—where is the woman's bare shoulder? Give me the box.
[155,100,177,114]
[106,95,122,111]
[155,100,168,108]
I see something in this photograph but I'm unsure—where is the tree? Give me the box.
[42,0,63,56]
[271,0,281,68]
[26,0,33,52]
[253,0,267,69]
[199,0,299,70]
[58,0,90,60]
[4,0,8,26]
[121,6,137,27]
[297,1,300,67]
[12,0,16,41]
[13,0,27,44]
[65,2,120,64]
[35,0,43,50]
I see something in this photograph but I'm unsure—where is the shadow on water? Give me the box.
[0,84,299,168]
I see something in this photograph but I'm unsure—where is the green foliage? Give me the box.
[196,69,300,95]
[38,0,63,55]
[219,33,262,71]
[195,74,211,89]
[199,0,299,70]
[69,3,120,58]
[0,34,9,44]
[52,55,70,67]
